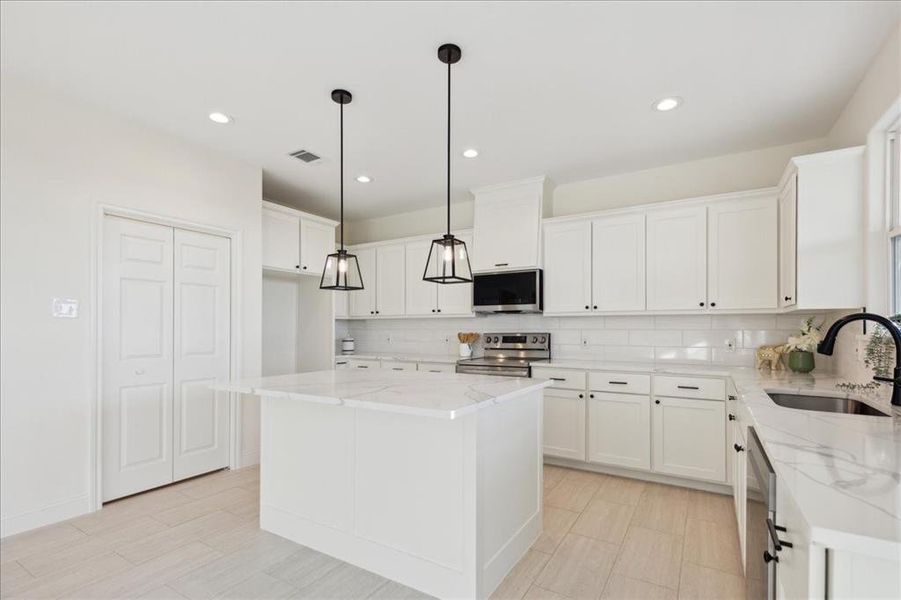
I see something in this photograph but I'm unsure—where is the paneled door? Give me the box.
[405,240,438,315]
[173,229,231,480]
[778,175,798,307]
[349,248,377,317]
[543,220,592,314]
[261,207,300,271]
[376,244,406,316]
[646,206,707,310]
[436,233,474,315]
[707,195,777,310]
[102,217,175,501]
[299,219,335,275]
[591,213,646,311]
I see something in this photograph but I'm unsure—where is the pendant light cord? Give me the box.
[340,100,345,250]
[446,60,451,237]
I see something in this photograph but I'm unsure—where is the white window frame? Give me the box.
[887,119,901,313]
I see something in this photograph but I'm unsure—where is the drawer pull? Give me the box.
[677,385,700,390]
[495,263,509,267]
[428,370,441,373]
[728,394,737,401]
[356,365,369,369]
[392,367,404,371]
[608,381,628,385]
[728,414,736,421]
[336,361,348,365]
[550,377,566,381]
[734,443,744,452]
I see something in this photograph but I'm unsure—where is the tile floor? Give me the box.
[0,465,746,599]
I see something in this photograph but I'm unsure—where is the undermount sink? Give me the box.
[767,392,891,417]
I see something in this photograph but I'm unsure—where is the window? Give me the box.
[889,123,901,312]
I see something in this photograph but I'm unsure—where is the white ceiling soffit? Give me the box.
[1,1,898,220]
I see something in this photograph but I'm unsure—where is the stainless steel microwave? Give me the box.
[473,269,543,313]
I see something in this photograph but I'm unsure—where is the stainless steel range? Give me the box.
[455,333,550,378]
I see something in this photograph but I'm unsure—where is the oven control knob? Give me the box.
[532,336,538,343]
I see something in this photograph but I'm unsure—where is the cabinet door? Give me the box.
[405,240,438,315]
[349,248,376,317]
[652,396,725,482]
[544,220,592,314]
[543,389,586,461]
[587,392,650,470]
[334,290,348,319]
[437,233,474,315]
[731,419,747,571]
[708,196,777,310]
[778,175,798,307]
[299,219,335,275]
[646,207,707,310]
[262,208,300,271]
[472,191,541,272]
[592,213,646,311]
[376,244,406,316]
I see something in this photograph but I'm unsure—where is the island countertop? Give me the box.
[214,369,552,419]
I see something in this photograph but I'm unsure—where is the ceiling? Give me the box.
[1,1,898,221]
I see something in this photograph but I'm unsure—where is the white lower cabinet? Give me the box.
[381,360,416,372]
[418,362,455,373]
[652,396,726,482]
[587,391,650,470]
[543,388,586,461]
[347,358,380,370]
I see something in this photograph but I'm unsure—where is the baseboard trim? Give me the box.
[0,493,92,538]
[544,457,732,495]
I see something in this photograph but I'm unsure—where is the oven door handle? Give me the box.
[766,518,792,551]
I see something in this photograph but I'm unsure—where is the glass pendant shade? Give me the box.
[320,249,363,290]
[423,234,472,284]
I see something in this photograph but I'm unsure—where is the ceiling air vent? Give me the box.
[288,149,321,163]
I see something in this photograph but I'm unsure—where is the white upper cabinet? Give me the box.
[262,206,301,271]
[707,194,778,310]
[405,240,438,315]
[300,219,336,275]
[646,206,707,310]
[592,213,646,311]
[349,247,377,317]
[375,244,406,316]
[778,175,797,308]
[262,201,337,275]
[436,233,473,315]
[471,177,551,273]
[544,220,592,313]
[779,147,864,310]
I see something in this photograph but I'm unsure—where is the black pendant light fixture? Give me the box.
[320,89,364,291]
[423,43,473,284]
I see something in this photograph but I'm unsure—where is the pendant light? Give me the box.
[423,43,473,284]
[320,89,364,291]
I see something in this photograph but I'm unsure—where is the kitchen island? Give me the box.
[215,369,551,599]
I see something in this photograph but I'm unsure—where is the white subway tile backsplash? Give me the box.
[340,312,837,370]
[683,330,742,348]
[629,330,683,346]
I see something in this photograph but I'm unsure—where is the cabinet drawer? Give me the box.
[381,360,416,372]
[347,358,380,370]
[532,367,586,390]
[418,362,455,374]
[655,375,725,400]
[335,358,351,369]
[589,372,651,395]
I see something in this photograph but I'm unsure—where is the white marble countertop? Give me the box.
[335,353,460,365]
[214,369,551,420]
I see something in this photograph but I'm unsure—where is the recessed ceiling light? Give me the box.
[208,112,233,124]
[356,175,371,183]
[653,97,682,112]
[462,148,479,158]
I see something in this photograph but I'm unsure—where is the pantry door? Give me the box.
[102,216,175,501]
[172,229,231,480]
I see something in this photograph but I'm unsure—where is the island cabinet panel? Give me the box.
[646,206,707,310]
[543,389,586,461]
[707,195,778,310]
[543,220,592,314]
[587,392,650,470]
[591,213,646,312]
[652,396,726,482]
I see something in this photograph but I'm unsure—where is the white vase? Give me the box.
[459,343,472,358]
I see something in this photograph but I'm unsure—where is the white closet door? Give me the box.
[102,217,174,501]
[173,229,231,480]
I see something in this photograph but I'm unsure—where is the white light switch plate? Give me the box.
[52,298,78,318]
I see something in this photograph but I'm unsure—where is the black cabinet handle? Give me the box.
[550,377,566,381]
[677,385,700,390]
[763,551,779,564]
[699,301,705,307]
[376,310,380,314]
[593,305,598,310]
[578,393,584,399]
[589,394,594,399]
[357,365,368,369]
[336,361,347,365]
[728,395,737,401]
[734,443,744,452]
[302,266,307,270]
[437,309,441,313]
[585,305,590,310]
[654,399,661,404]
[370,311,374,315]
[392,368,403,371]
[431,309,435,313]
[495,263,509,267]
[609,381,628,385]
[295,265,300,269]
[710,302,716,307]
[728,414,736,421]
[784,296,792,302]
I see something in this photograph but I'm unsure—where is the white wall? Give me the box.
[339,313,836,370]
[0,78,263,537]
[346,200,474,245]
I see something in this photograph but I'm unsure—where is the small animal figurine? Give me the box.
[756,344,787,371]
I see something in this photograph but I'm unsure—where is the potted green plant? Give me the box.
[784,317,824,373]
